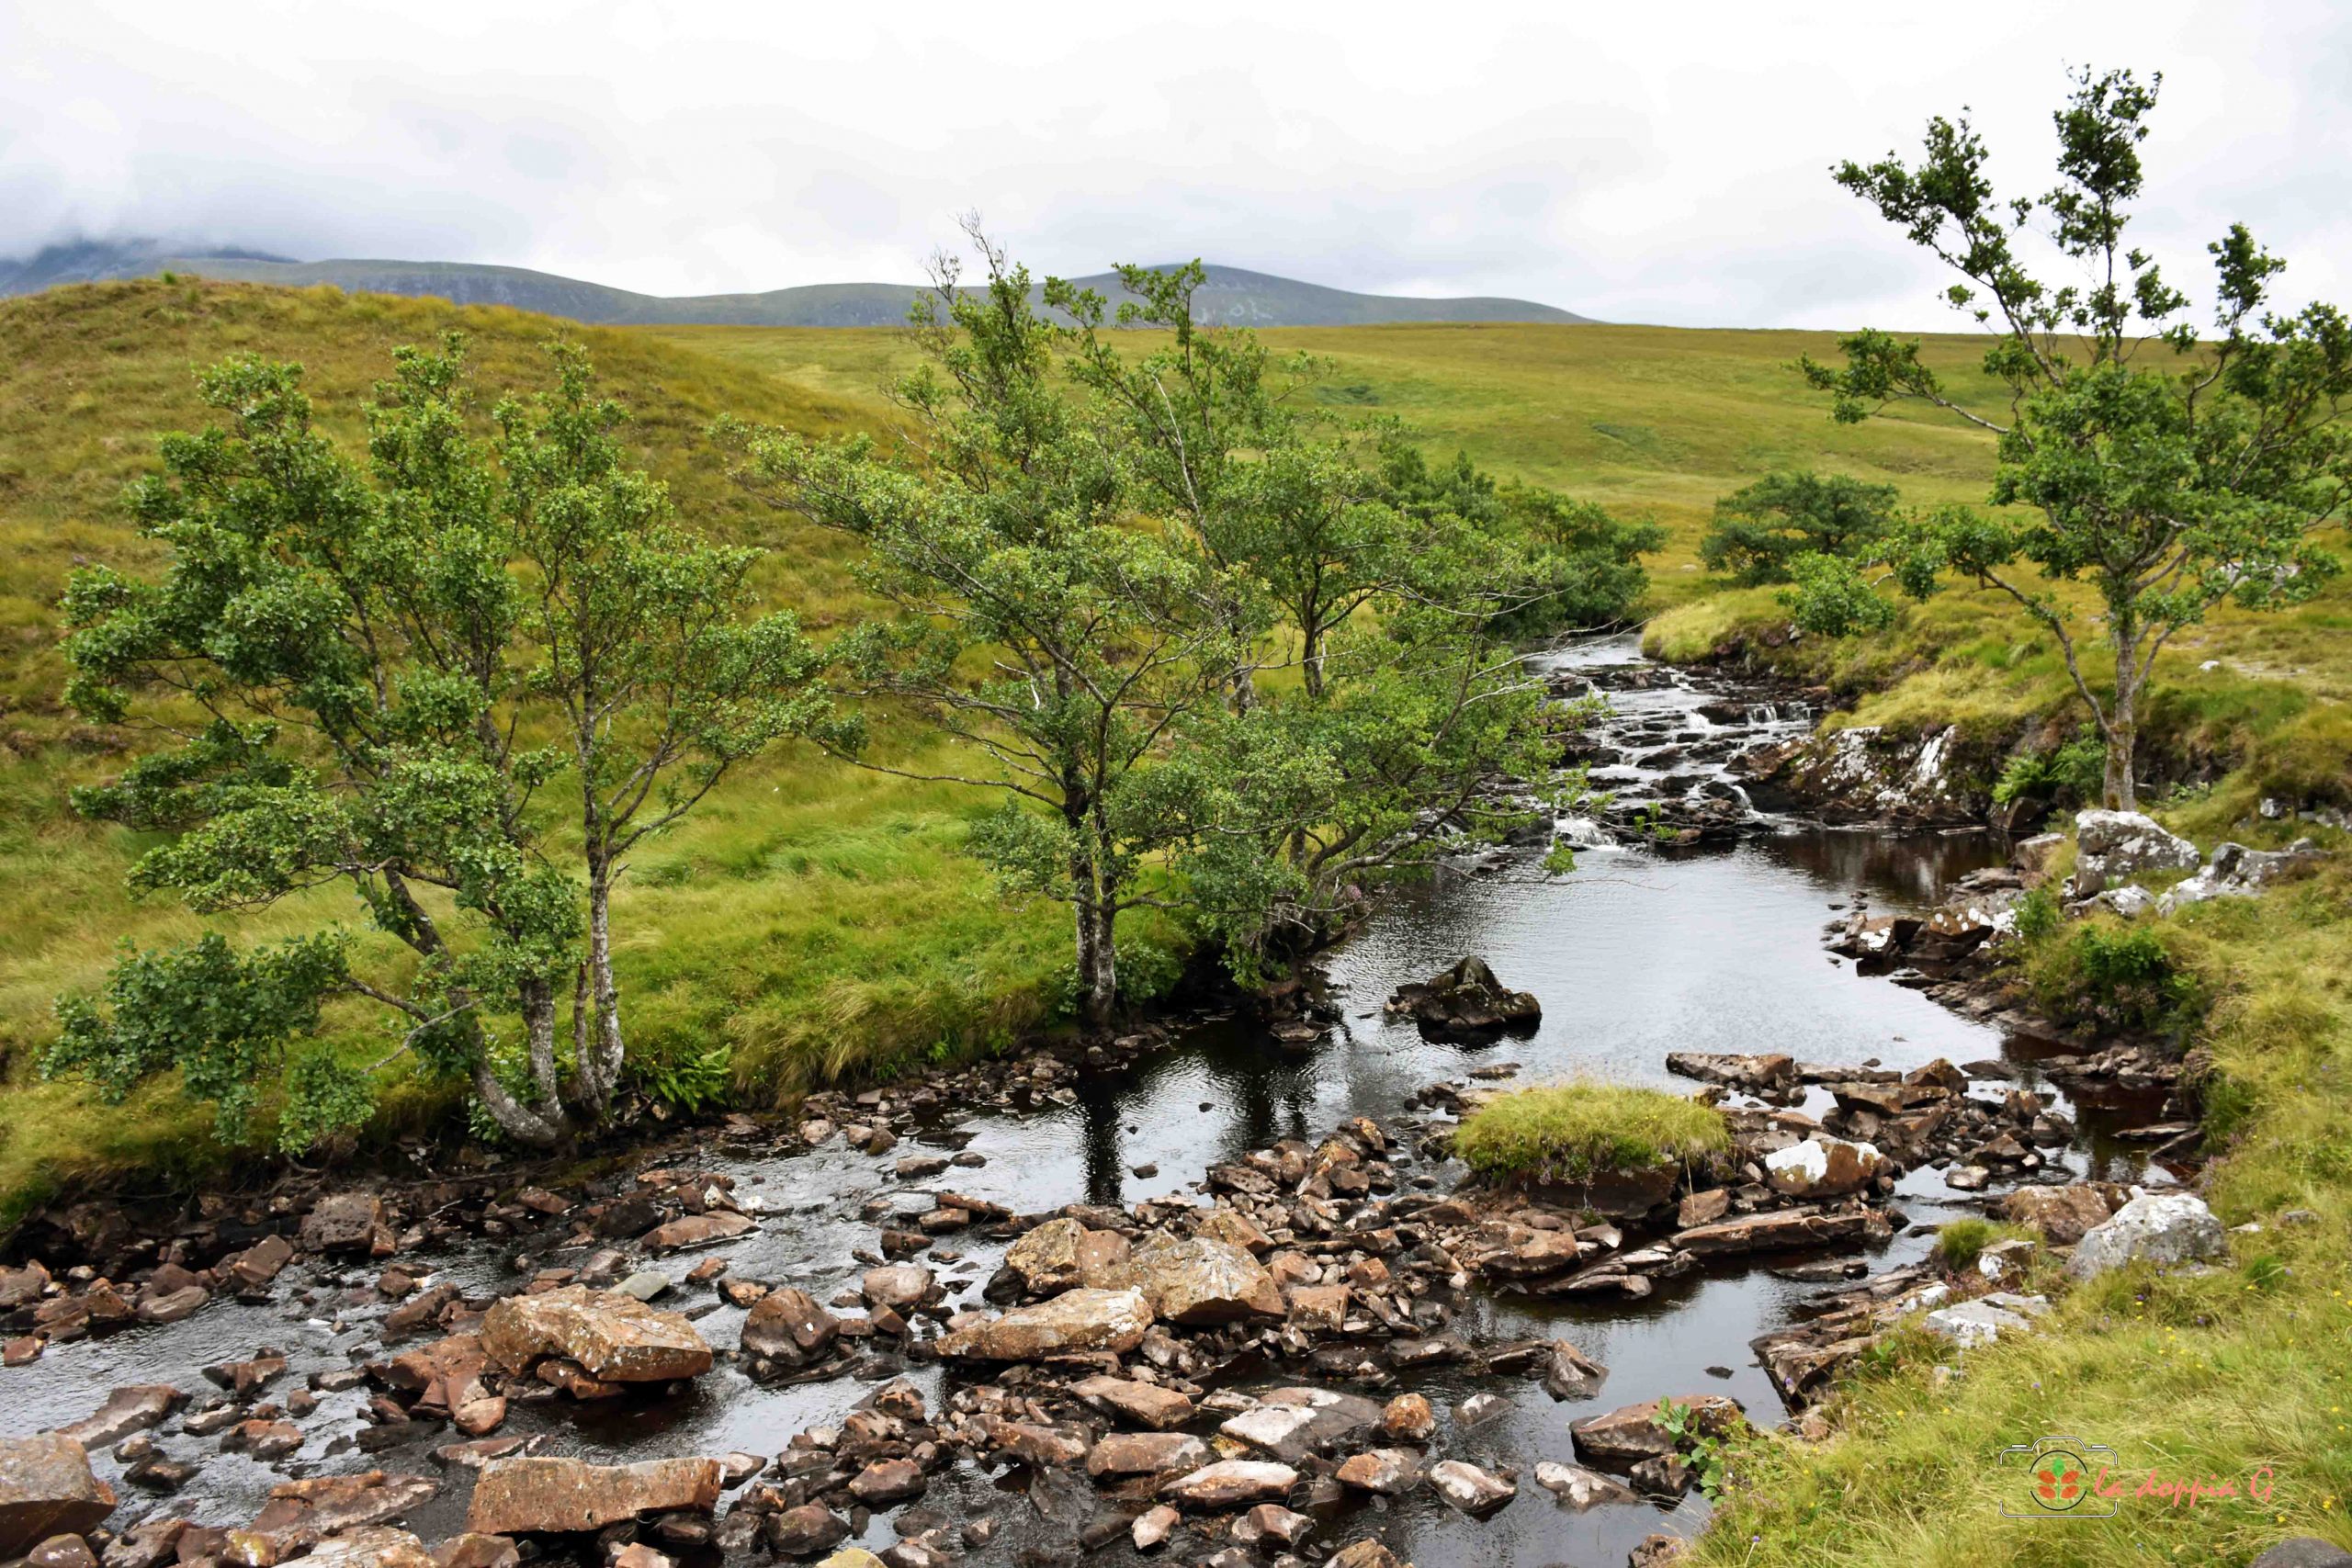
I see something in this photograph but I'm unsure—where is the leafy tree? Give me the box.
[51,337,821,1148]
[1699,470,1900,584]
[1795,66,2349,808]
[1054,262,1608,967]
[724,234,1245,1029]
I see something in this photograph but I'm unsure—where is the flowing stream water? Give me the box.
[4,632,2157,1568]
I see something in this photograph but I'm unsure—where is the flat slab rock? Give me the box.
[934,1288,1154,1360]
[1160,1461,1298,1509]
[466,1456,723,1535]
[1218,1388,1385,1461]
[480,1285,712,1383]
[301,1528,437,1568]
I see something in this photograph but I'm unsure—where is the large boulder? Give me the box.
[1114,1235,1284,1325]
[480,1285,712,1383]
[464,1457,722,1535]
[0,1437,116,1557]
[2071,811,2199,901]
[1670,1207,1883,1256]
[1666,1053,1795,1093]
[247,1472,442,1551]
[1001,1218,1129,1297]
[1762,1135,1886,1199]
[2066,1192,2226,1280]
[1385,957,1541,1039]
[933,1288,1154,1360]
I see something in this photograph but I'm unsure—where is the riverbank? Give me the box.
[1,631,2208,1568]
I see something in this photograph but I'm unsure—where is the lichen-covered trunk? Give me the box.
[2105,625,2140,811]
[581,859,625,1113]
[462,1002,566,1148]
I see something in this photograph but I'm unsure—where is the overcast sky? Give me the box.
[5,1,2348,329]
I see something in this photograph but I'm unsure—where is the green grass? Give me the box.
[1453,1079,1729,1180]
[0,279,1098,1218]
[1693,857,2352,1567]
[648,319,2018,604]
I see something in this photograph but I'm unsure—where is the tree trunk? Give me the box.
[1070,852,1116,1032]
[517,975,564,1115]
[1301,624,1326,701]
[581,858,625,1113]
[2105,626,2140,811]
[460,1006,566,1148]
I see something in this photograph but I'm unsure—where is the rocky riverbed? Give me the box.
[0,633,2191,1568]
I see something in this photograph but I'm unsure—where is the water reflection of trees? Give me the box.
[1770,829,2003,907]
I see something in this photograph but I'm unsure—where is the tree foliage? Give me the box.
[729,233,1638,1016]
[51,336,821,1148]
[1794,66,2349,807]
[1699,470,1900,585]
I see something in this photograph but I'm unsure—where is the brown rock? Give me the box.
[1280,1285,1344,1337]
[300,1194,390,1256]
[0,1436,116,1558]
[0,1261,50,1310]
[1335,1450,1419,1495]
[1086,1433,1209,1479]
[1569,1396,1743,1466]
[431,1535,520,1568]
[858,1266,933,1312]
[642,1213,756,1252]
[1114,1234,1284,1325]
[983,1420,1089,1467]
[1072,1375,1195,1431]
[933,1288,1153,1360]
[845,1459,924,1506]
[300,1528,436,1568]
[479,1286,712,1383]
[1327,1543,1402,1568]
[1159,1461,1297,1509]
[1129,1505,1180,1552]
[56,1386,184,1450]
[1675,1189,1731,1228]
[1196,1209,1273,1255]
[1001,1218,1130,1295]
[1998,1184,2118,1247]
[740,1289,839,1366]
[28,1536,98,1568]
[248,1472,440,1551]
[1378,1393,1434,1442]
[223,1236,294,1295]
[464,1457,723,1535]
[1670,1208,1883,1257]
[1428,1459,1515,1515]
[764,1505,849,1558]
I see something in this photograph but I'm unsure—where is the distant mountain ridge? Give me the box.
[0,240,1595,328]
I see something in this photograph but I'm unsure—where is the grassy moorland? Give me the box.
[0,279,1082,1215]
[6,280,2347,1253]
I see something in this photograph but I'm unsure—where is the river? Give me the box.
[3,632,2153,1568]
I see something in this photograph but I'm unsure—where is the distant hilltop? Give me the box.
[0,240,1595,329]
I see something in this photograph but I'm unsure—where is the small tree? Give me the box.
[1795,67,2348,808]
[50,337,821,1147]
[725,234,1244,1029]
[1699,470,1899,585]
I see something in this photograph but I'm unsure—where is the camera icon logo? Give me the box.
[2000,1435,2119,1518]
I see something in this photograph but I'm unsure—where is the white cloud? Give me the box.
[2,0,2346,327]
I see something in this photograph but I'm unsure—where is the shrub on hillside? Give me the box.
[1700,470,1900,586]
